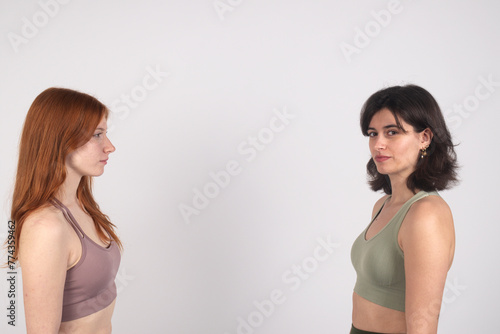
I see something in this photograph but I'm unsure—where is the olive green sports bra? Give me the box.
[350,190,439,312]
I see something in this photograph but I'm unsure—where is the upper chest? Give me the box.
[64,205,108,248]
[365,203,403,241]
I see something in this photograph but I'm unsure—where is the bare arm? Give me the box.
[19,213,70,334]
[400,196,455,334]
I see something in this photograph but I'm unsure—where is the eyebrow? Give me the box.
[95,127,107,131]
[367,124,399,131]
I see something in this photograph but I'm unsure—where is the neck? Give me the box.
[56,170,82,207]
[387,174,419,205]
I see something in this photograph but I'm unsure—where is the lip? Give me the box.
[374,155,390,162]
[100,159,108,164]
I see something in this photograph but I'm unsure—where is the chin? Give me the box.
[89,169,105,177]
[375,166,391,175]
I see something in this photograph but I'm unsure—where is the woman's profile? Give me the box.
[10,87,122,333]
[350,85,458,333]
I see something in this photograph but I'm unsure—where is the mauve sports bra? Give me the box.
[51,198,121,322]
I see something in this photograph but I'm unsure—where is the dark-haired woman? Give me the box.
[11,88,122,333]
[350,85,458,334]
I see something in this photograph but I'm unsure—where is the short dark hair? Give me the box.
[360,84,459,194]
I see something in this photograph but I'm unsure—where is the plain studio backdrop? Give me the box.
[1,0,499,333]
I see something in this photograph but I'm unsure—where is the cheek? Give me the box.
[66,150,83,168]
[401,142,420,160]
[75,142,96,157]
[368,139,376,153]
[66,144,92,166]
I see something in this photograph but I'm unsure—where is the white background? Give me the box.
[1,0,499,333]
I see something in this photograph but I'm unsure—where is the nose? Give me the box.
[374,135,386,151]
[104,136,116,154]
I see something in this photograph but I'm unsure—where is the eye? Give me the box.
[367,131,377,137]
[93,132,103,138]
[387,130,398,136]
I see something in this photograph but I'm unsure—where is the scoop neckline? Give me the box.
[363,191,425,242]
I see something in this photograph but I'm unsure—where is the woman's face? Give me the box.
[367,108,429,180]
[65,117,115,178]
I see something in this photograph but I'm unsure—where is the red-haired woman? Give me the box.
[351,85,458,334]
[11,88,122,333]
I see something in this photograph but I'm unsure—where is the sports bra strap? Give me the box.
[50,198,85,238]
[371,196,391,221]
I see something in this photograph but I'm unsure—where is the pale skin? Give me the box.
[19,117,117,334]
[352,109,455,334]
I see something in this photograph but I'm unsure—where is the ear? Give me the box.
[420,128,433,148]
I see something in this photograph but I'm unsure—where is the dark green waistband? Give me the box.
[350,324,388,334]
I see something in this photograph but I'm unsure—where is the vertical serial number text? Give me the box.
[7,220,17,326]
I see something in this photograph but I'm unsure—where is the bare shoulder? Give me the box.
[400,194,455,252]
[22,205,67,234]
[19,205,71,260]
[406,194,453,224]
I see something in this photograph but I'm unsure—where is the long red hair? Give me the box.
[10,87,122,262]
